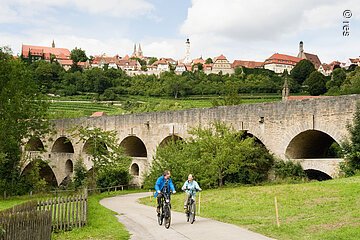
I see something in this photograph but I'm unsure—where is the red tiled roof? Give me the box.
[118,59,139,67]
[22,44,70,60]
[304,53,321,69]
[192,57,205,65]
[265,53,301,66]
[214,54,227,61]
[287,96,326,100]
[91,112,107,117]
[58,59,73,65]
[350,58,360,64]
[232,60,264,69]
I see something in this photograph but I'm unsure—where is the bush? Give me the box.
[73,159,87,189]
[143,122,274,189]
[273,160,306,180]
[96,163,131,188]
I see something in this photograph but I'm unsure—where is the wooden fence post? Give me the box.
[274,196,280,227]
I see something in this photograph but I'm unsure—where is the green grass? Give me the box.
[52,190,138,240]
[48,94,281,119]
[0,198,28,211]
[140,177,360,240]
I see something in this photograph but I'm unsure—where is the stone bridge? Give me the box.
[22,94,360,186]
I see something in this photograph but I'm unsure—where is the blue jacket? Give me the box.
[154,176,175,197]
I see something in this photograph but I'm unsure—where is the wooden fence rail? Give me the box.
[0,194,87,239]
[0,211,52,240]
[38,194,87,231]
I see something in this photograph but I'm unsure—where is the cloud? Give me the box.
[0,0,155,24]
[181,0,360,41]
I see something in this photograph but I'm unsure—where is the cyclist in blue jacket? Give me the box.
[155,170,176,213]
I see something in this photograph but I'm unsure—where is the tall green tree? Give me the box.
[304,71,326,96]
[0,47,50,194]
[291,59,315,86]
[70,47,88,72]
[341,102,360,176]
[72,127,131,188]
[144,122,274,189]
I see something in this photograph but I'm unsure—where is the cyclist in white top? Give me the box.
[181,174,201,209]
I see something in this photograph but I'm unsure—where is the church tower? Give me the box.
[183,38,191,64]
[132,44,137,57]
[297,41,306,59]
[138,43,143,58]
[52,40,55,48]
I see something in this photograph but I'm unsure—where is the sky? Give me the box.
[1,0,359,63]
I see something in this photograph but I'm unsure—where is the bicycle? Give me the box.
[157,190,172,229]
[185,188,199,224]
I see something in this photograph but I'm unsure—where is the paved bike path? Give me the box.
[100,192,274,240]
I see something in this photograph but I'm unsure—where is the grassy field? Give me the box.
[52,190,134,240]
[48,94,281,119]
[140,176,360,240]
[0,190,134,240]
[0,198,28,211]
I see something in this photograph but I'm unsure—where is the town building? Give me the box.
[232,60,264,69]
[318,61,341,76]
[211,54,234,74]
[21,41,70,62]
[297,41,322,69]
[264,53,301,73]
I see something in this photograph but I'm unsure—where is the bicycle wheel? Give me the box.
[189,201,196,224]
[186,203,190,222]
[157,204,163,225]
[164,204,171,229]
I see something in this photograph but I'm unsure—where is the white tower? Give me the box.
[183,38,191,64]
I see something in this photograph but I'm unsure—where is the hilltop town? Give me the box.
[20,39,360,77]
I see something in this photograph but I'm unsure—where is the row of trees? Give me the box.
[0,47,133,195]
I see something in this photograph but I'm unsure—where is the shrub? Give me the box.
[273,160,306,180]
[143,122,274,189]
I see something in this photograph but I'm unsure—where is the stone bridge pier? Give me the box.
[22,95,360,185]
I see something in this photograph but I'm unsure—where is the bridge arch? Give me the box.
[82,138,108,155]
[243,131,267,148]
[304,169,332,181]
[22,160,58,187]
[51,136,74,153]
[65,159,74,176]
[285,130,341,159]
[158,135,183,148]
[25,137,45,151]
[130,163,140,176]
[120,136,147,157]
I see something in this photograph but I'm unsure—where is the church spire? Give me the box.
[132,43,137,57]
[52,40,55,48]
[138,43,143,58]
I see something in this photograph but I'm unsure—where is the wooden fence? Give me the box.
[38,195,87,231]
[0,211,52,240]
[0,194,87,239]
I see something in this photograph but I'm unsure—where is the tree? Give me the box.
[205,58,213,64]
[304,71,326,96]
[72,127,131,188]
[0,47,51,195]
[144,122,274,189]
[327,68,346,90]
[291,59,315,86]
[70,47,88,72]
[148,57,158,65]
[341,102,360,176]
